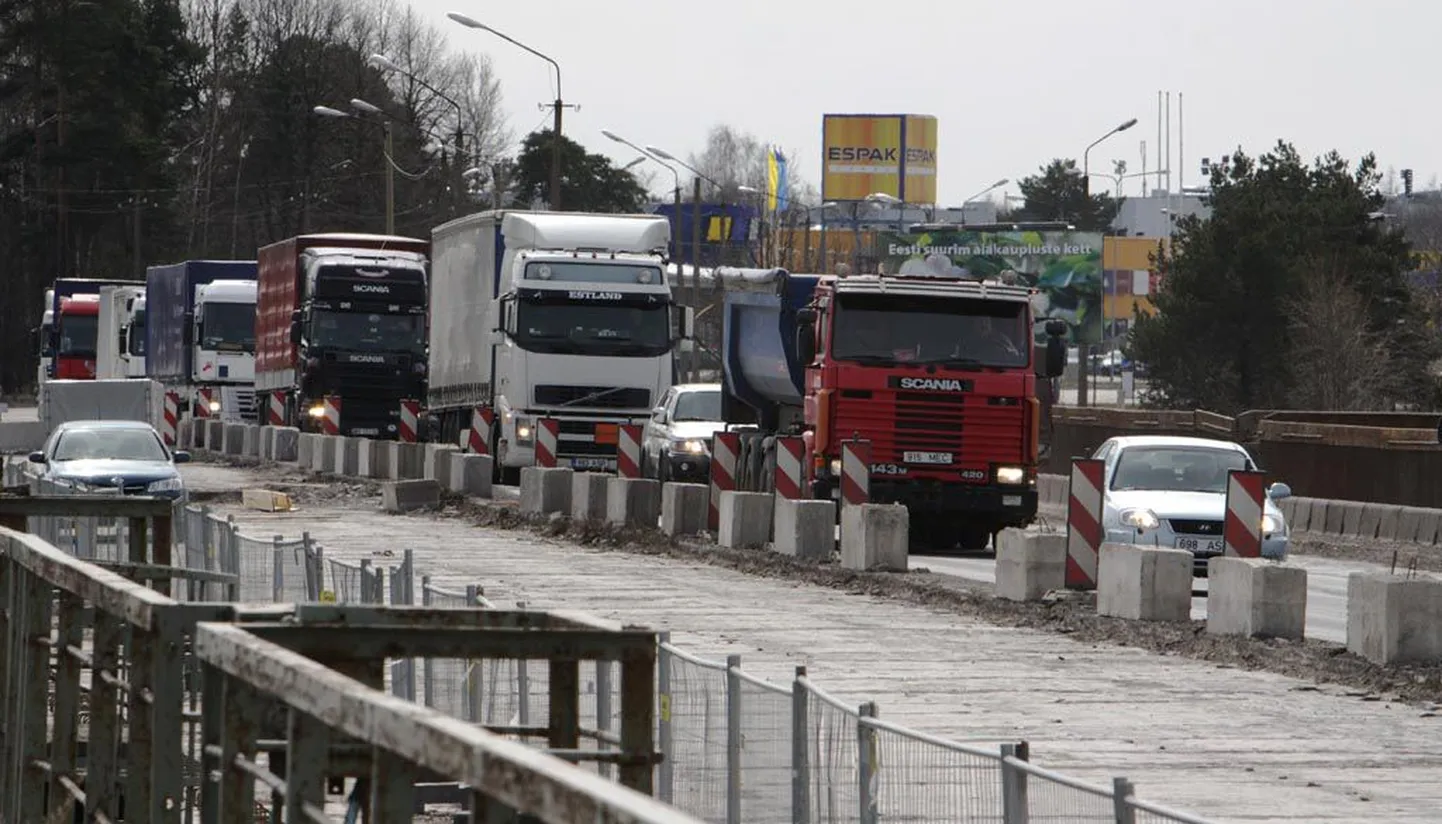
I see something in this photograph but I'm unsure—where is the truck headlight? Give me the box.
[147,477,184,493]
[995,465,1025,485]
[514,417,534,443]
[307,405,326,418]
[829,458,842,476]
[1119,508,1160,530]
[208,400,221,412]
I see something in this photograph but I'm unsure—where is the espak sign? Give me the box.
[821,113,937,203]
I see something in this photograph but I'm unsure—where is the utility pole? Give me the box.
[691,176,703,381]
[384,121,395,234]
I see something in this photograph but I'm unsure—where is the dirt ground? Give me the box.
[195,455,1442,709]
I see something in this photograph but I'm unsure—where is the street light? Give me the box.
[962,178,1010,205]
[644,144,723,191]
[448,12,566,210]
[1083,119,1138,197]
[314,104,396,233]
[367,54,467,152]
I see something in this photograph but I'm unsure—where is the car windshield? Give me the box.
[514,298,670,357]
[53,428,169,462]
[200,303,256,351]
[58,314,98,357]
[830,293,1029,368]
[673,390,721,422]
[312,310,425,354]
[129,309,146,355]
[1111,446,1250,493]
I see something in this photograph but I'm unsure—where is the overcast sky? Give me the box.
[415,0,1433,206]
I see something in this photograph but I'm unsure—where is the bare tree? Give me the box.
[1287,262,1397,410]
[686,123,814,204]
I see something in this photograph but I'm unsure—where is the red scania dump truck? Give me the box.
[718,267,1067,551]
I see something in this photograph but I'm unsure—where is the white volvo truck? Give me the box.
[96,284,148,379]
[427,210,692,483]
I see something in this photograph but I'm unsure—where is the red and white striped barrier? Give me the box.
[161,391,179,446]
[268,390,286,426]
[534,418,560,468]
[709,431,740,531]
[195,387,216,419]
[1066,458,1105,590]
[617,424,644,479]
[399,399,420,443]
[840,439,871,507]
[322,395,341,436]
[774,436,806,501]
[468,405,494,454]
[1223,469,1267,558]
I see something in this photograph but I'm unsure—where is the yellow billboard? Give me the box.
[822,113,938,204]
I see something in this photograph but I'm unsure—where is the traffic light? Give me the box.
[1402,168,1414,196]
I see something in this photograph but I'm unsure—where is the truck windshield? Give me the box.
[57,315,98,357]
[515,299,670,357]
[831,294,1029,369]
[200,303,256,352]
[312,310,425,354]
[129,309,146,355]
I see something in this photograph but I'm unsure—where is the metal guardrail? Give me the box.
[0,494,703,823]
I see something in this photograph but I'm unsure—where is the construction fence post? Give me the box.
[791,666,810,824]
[1112,777,1138,824]
[1001,741,1030,824]
[858,701,878,824]
[657,632,674,804]
[726,653,743,824]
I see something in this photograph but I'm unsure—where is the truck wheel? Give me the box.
[958,528,992,554]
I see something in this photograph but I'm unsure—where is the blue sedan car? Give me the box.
[29,420,190,500]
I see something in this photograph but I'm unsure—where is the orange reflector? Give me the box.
[594,423,619,444]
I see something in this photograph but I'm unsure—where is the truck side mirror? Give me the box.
[182,312,194,346]
[681,306,695,340]
[118,329,128,356]
[289,321,302,346]
[1044,336,1066,378]
[796,319,818,365]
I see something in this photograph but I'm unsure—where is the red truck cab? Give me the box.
[54,295,101,380]
[798,274,1066,550]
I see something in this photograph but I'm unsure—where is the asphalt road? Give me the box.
[918,548,1356,643]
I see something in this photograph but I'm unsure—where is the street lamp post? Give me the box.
[962,178,1010,205]
[646,144,725,380]
[1077,117,1138,408]
[448,12,566,211]
[313,104,395,233]
[369,53,471,212]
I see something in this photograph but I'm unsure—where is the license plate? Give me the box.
[1003,495,1022,507]
[571,457,611,470]
[351,428,379,436]
[1176,537,1224,553]
[903,451,952,465]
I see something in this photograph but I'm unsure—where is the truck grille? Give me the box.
[235,389,258,423]
[833,391,1025,466]
[534,385,651,410]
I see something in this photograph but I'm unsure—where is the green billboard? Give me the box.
[878,229,1104,345]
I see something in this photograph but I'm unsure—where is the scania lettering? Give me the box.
[717,267,1067,553]
[145,261,260,422]
[427,210,692,483]
[255,233,430,438]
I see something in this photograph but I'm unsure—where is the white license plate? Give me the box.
[903,451,953,465]
[571,457,611,470]
[1003,495,1022,507]
[352,428,379,436]
[1176,537,1224,553]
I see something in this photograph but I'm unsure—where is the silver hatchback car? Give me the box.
[1091,435,1292,575]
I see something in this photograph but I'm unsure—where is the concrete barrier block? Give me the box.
[424,443,461,482]
[772,497,835,561]
[1323,500,1347,535]
[1375,505,1405,541]
[381,479,441,513]
[1347,572,1442,665]
[241,425,260,458]
[1277,497,1297,523]
[571,472,609,522]
[995,529,1066,602]
[205,420,225,452]
[224,422,247,456]
[273,427,300,462]
[1097,543,1192,622]
[718,491,773,549]
[1357,505,1384,541]
[661,483,708,537]
[386,442,423,480]
[1305,499,1328,533]
[1206,557,1307,640]
[519,467,573,516]
[334,436,360,476]
[840,503,909,572]
[0,421,46,453]
[355,438,381,478]
[257,425,273,461]
[447,453,494,498]
[296,432,319,468]
[312,435,337,473]
[607,477,662,528]
[1288,497,1313,532]
[1416,508,1442,545]
[177,418,194,451]
[1341,501,1367,538]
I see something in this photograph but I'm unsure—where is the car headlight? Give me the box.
[514,417,534,443]
[307,404,326,418]
[995,465,1025,485]
[147,477,184,493]
[671,438,706,455]
[1261,513,1282,536]
[1119,508,1160,530]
